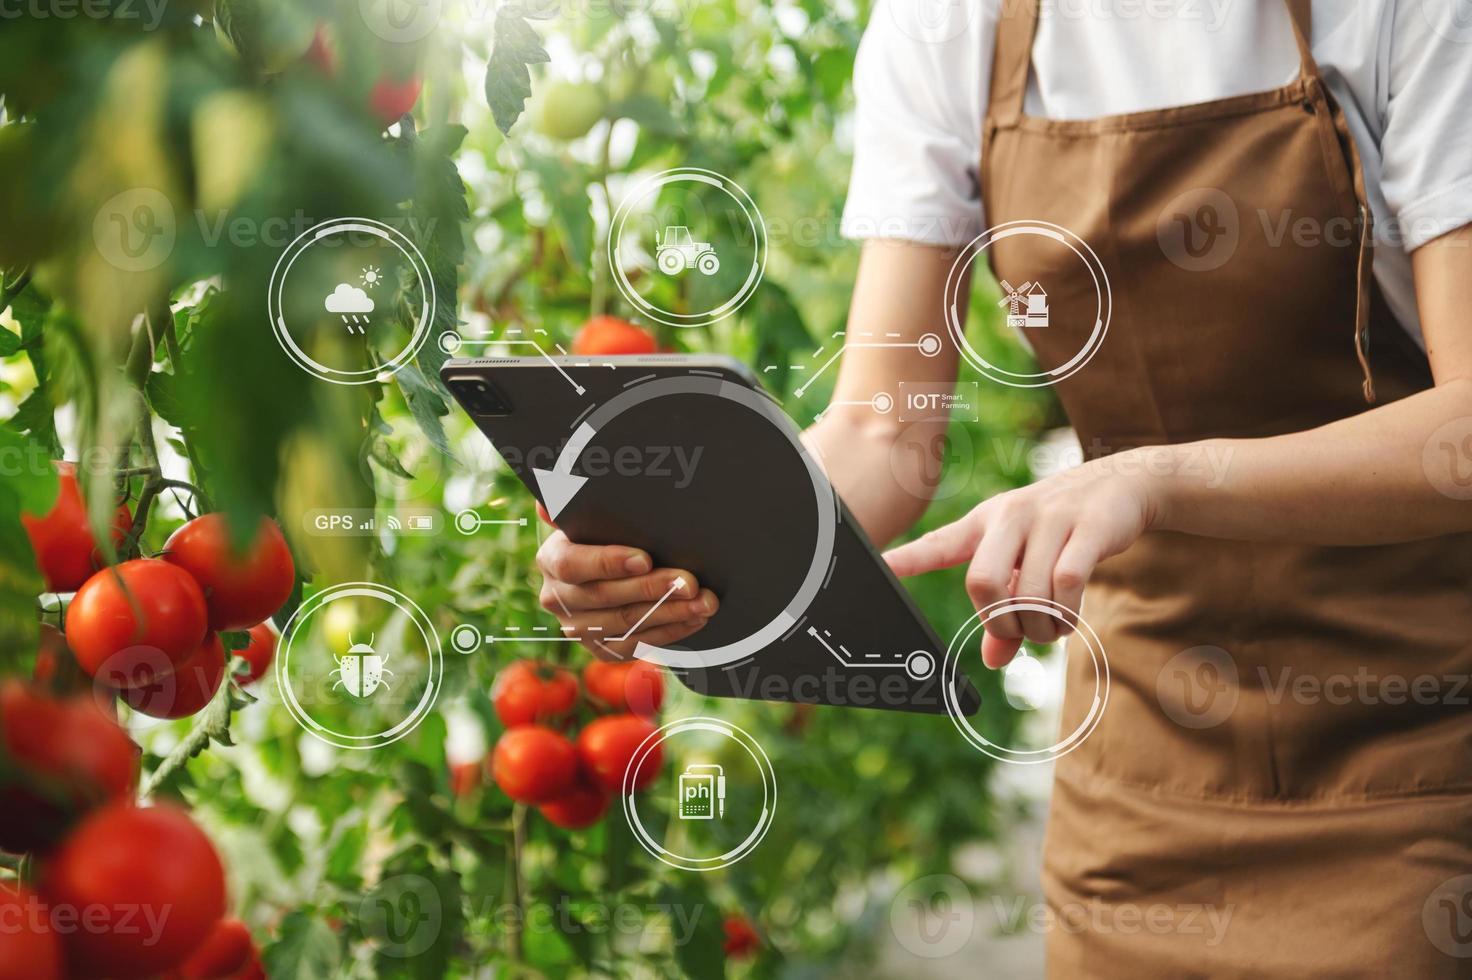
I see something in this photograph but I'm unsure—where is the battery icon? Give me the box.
[677,764,726,820]
[407,515,434,531]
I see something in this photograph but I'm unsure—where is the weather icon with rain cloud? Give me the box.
[325,276,376,335]
[269,218,436,386]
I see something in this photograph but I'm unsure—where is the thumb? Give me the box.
[883,514,982,578]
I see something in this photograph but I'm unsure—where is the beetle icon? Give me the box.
[331,633,394,699]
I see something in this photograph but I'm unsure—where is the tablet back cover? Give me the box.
[445,357,980,717]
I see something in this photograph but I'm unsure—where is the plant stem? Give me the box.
[509,803,527,962]
[137,677,251,798]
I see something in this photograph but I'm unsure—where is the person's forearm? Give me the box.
[1149,377,1472,545]
[805,410,932,546]
[809,239,965,547]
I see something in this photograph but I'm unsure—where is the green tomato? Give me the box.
[530,80,604,141]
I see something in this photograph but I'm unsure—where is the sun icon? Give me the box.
[360,266,382,287]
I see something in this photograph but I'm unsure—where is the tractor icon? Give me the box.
[655,226,720,276]
[331,633,394,699]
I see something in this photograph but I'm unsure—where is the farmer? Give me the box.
[536,1,1472,972]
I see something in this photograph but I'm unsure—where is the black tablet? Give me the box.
[442,354,980,716]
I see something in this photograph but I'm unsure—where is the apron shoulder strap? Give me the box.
[1283,0,1324,84]
[986,0,1040,130]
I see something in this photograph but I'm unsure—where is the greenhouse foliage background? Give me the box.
[0,0,1059,975]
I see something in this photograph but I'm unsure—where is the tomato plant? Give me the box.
[42,803,227,977]
[491,725,579,804]
[0,0,1050,975]
[20,463,132,594]
[492,659,578,727]
[65,559,209,688]
[162,515,295,632]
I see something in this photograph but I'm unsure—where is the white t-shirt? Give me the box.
[841,0,1472,347]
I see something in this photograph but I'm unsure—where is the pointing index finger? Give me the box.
[883,512,984,578]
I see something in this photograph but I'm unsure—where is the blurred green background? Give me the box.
[0,0,1061,975]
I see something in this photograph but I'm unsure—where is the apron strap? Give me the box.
[1283,0,1323,83]
[1283,0,1378,401]
[986,0,1040,131]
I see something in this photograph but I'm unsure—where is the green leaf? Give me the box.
[484,7,551,135]
[394,364,455,461]
[0,430,51,660]
[263,912,342,980]
[521,151,593,270]
[366,852,466,980]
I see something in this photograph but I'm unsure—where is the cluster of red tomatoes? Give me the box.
[453,658,667,830]
[24,463,289,719]
[0,462,293,977]
[0,679,262,978]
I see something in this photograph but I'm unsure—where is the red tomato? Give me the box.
[42,803,227,978]
[233,623,277,686]
[538,780,610,830]
[370,74,422,124]
[163,514,295,631]
[449,759,482,798]
[492,660,578,728]
[66,559,208,689]
[21,461,132,593]
[570,316,657,356]
[179,917,253,979]
[722,915,760,959]
[121,633,226,719]
[491,726,578,803]
[582,659,665,718]
[0,884,63,980]
[0,681,139,852]
[576,714,660,793]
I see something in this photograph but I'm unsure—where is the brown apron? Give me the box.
[980,1,1472,975]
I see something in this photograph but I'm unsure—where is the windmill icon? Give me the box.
[998,280,1049,329]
